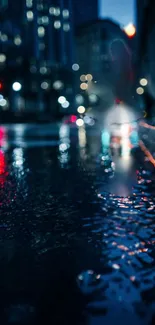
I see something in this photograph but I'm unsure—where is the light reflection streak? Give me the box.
[0,127,8,150]
[58,124,70,167]
[139,140,155,167]
[13,148,24,172]
[78,125,87,148]
[139,121,155,130]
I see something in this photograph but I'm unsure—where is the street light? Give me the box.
[140,78,148,86]
[136,87,144,95]
[124,23,136,38]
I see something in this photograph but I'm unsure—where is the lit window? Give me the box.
[62,9,69,18]
[0,54,6,63]
[72,63,79,71]
[54,21,61,29]
[14,36,22,46]
[1,34,8,42]
[26,0,33,8]
[37,4,43,11]
[42,16,49,25]
[49,7,55,15]
[26,10,34,21]
[53,80,63,90]
[54,8,60,16]
[40,66,47,74]
[38,26,45,37]
[63,23,70,32]
[41,81,49,90]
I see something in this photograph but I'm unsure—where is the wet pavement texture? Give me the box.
[0,123,154,325]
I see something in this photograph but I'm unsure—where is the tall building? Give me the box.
[76,19,134,111]
[0,0,75,116]
[136,0,155,108]
[5,0,74,67]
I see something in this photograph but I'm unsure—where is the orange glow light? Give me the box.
[124,23,136,38]
[80,83,88,90]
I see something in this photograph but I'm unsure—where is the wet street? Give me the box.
[0,122,154,325]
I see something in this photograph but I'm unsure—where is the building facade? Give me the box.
[0,0,75,116]
[136,0,155,116]
[75,19,134,114]
[73,0,98,26]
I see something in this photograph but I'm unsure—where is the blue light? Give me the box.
[101,130,110,148]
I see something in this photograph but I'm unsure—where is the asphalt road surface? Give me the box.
[0,123,154,325]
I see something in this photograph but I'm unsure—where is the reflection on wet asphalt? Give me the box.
[0,123,154,325]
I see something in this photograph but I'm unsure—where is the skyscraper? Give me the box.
[1,0,74,67]
[0,0,75,116]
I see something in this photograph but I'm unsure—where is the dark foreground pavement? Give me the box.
[0,123,154,325]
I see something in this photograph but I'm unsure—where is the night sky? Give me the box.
[99,0,135,27]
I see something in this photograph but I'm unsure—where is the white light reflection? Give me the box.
[101,130,110,148]
[121,137,131,161]
[78,125,87,160]
[59,143,69,152]
[78,125,87,148]
[13,148,24,169]
[59,124,70,166]
[14,124,25,137]
[59,124,70,142]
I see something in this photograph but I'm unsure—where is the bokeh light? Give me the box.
[12,82,22,92]
[80,75,86,82]
[80,83,88,90]
[136,87,144,95]
[76,118,84,127]
[72,63,79,71]
[77,106,85,114]
[140,78,148,86]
